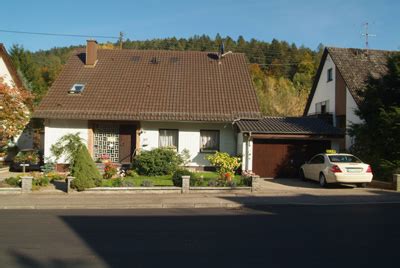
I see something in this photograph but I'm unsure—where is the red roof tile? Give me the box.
[34,49,261,121]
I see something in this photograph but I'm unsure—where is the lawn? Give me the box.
[99,172,250,187]
[100,175,174,187]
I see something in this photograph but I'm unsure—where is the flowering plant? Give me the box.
[206,152,241,180]
[103,162,117,179]
[14,150,40,164]
[97,154,110,163]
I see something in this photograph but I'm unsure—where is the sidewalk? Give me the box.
[1,186,400,209]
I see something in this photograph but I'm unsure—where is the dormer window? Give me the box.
[327,68,333,82]
[69,83,85,94]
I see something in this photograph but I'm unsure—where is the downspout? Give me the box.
[245,131,252,171]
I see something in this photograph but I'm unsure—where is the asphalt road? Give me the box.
[0,205,399,268]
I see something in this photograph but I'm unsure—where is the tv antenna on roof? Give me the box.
[361,22,376,49]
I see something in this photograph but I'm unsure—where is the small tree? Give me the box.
[206,152,241,180]
[0,77,32,150]
[50,133,84,165]
[70,145,101,191]
[50,133,100,191]
[349,53,400,179]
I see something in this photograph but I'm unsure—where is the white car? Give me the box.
[300,153,373,188]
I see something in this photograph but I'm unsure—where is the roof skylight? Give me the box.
[69,83,85,94]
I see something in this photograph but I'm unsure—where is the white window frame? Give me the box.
[327,68,333,82]
[200,130,220,152]
[159,129,179,149]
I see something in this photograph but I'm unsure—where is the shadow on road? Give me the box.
[8,249,91,268]
[2,203,400,268]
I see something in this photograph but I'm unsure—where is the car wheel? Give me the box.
[319,173,327,188]
[299,170,306,181]
[357,183,367,188]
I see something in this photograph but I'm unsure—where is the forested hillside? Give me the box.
[9,35,324,116]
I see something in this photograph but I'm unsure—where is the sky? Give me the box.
[0,0,399,52]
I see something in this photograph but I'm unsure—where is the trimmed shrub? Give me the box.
[172,169,193,187]
[70,145,101,191]
[133,148,183,176]
[5,177,21,187]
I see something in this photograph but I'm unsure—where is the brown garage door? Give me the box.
[253,139,330,178]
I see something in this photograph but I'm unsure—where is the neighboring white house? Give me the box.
[34,40,261,169]
[303,47,395,151]
[0,43,33,152]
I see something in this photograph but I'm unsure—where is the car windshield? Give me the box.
[328,155,362,163]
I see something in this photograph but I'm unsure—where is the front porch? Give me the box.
[88,121,140,164]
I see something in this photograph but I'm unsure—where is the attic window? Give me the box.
[327,68,333,82]
[69,83,85,94]
[131,56,141,62]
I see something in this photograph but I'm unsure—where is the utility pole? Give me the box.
[119,32,124,49]
[361,22,376,49]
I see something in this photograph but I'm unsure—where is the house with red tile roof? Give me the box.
[34,40,262,168]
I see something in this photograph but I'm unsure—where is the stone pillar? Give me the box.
[181,176,190,194]
[251,175,261,192]
[66,176,75,193]
[393,174,400,192]
[21,176,33,193]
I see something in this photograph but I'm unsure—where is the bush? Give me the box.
[5,177,21,187]
[111,178,123,187]
[45,171,65,182]
[70,145,101,191]
[126,169,139,178]
[14,150,40,164]
[240,175,252,186]
[172,169,193,187]
[133,148,183,176]
[33,176,49,187]
[206,152,241,180]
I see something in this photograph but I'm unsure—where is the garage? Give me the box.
[253,139,330,178]
[236,117,343,178]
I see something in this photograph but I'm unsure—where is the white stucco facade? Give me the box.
[241,134,253,171]
[43,119,238,166]
[0,57,15,87]
[307,54,336,119]
[140,121,237,167]
[345,88,363,149]
[44,119,88,163]
[306,53,364,151]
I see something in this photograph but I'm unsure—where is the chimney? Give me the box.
[86,40,98,66]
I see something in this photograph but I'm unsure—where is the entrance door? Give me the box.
[119,125,136,163]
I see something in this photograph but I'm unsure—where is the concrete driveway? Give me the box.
[257,177,396,197]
